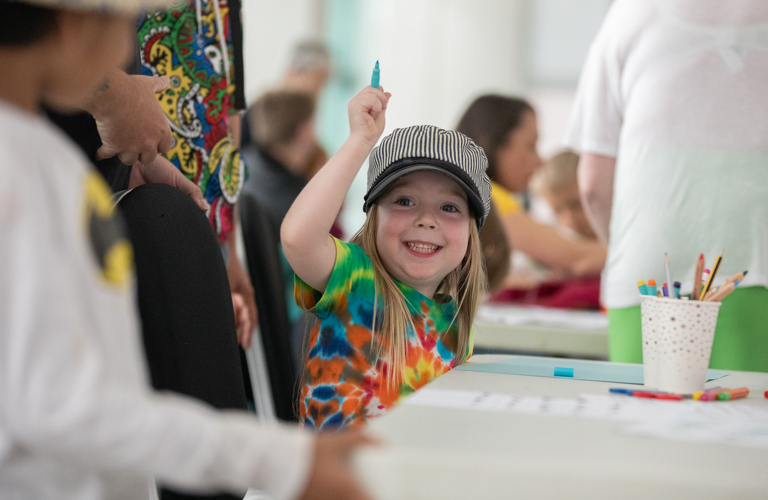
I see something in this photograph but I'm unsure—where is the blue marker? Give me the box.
[637,280,649,296]
[609,388,634,395]
[370,60,380,89]
[554,367,574,378]
[673,281,681,299]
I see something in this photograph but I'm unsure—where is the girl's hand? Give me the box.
[347,86,391,148]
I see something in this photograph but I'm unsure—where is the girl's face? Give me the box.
[376,171,471,298]
[494,111,543,193]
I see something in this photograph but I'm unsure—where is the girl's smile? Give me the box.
[376,170,471,298]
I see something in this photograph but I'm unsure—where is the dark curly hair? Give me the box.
[455,95,534,181]
[0,2,58,47]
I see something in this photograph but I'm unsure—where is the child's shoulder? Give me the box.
[0,101,88,179]
[0,100,96,232]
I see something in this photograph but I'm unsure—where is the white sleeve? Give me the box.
[0,178,311,500]
[563,0,631,157]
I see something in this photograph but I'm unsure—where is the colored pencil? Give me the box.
[722,270,747,288]
[705,280,739,302]
[692,253,705,300]
[700,250,724,300]
[664,253,673,293]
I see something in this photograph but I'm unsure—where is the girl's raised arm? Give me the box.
[281,86,390,292]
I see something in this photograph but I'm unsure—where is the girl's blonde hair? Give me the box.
[350,202,487,389]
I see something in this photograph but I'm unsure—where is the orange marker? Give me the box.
[718,388,749,401]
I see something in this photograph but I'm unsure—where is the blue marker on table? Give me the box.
[609,388,634,395]
[554,367,574,378]
[370,60,380,88]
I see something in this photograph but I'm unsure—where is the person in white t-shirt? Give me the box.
[565,0,768,371]
[0,1,374,499]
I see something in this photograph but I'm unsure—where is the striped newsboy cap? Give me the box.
[364,125,492,227]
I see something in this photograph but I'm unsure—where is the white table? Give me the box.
[473,305,609,359]
[355,355,768,499]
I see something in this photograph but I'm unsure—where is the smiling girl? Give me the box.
[281,86,491,430]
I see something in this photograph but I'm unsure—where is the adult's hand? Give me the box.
[86,68,174,165]
[226,255,257,349]
[298,430,377,500]
[130,156,210,211]
[231,293,252,349]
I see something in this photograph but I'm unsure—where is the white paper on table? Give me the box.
[476,305,609,330]
[404,389,768,449]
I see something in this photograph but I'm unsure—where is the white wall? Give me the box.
[239,0,611,236]
[241,0,321,105]
[365,0,528,134]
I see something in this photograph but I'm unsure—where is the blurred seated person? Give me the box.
[456,97,605,309]
[281,40,331,179]
[282,40,331,98]
[241,91,340,365]
[242,91,317,227]
[531,150,597,241]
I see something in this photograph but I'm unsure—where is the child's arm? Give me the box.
[503,212,607,277]
[281,86,390,292]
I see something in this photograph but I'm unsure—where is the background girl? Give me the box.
[281,86,491,430]
[456,95,606,286]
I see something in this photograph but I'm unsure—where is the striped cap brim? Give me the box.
[363,160,486,228]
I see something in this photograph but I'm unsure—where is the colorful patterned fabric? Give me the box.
[295,237,473,431]
[138,0,246,242]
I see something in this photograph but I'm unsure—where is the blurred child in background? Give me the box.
[530,150,597,241]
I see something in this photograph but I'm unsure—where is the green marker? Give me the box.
[370,60,380,89]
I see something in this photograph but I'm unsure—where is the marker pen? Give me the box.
[718,387,749,401]
[647,279,657,297]
[700,388,727,401]
[693,386,721,400]
[370,60,380,88]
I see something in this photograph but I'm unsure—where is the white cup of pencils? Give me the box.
[637,251,744,394]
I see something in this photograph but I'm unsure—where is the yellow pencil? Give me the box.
[700,249,723,300]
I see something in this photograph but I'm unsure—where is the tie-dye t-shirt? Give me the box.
[295,237,473,431]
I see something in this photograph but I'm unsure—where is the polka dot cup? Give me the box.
[640,296,721,394]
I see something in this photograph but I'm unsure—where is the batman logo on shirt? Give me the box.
[83,173,133,288]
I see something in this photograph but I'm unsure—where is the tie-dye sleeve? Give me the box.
[294,237,373,318]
